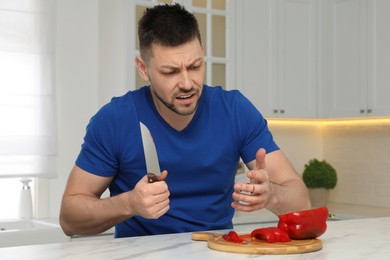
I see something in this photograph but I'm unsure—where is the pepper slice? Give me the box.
[222,231,244,243]
[250,227,290,243]
[278,207,329,240]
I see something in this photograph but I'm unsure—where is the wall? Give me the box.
[323,121,390,208]
[270,120,390,209]
[47,0,128,218]
[268,122,323,175]
[48,0,100,218]
[98,0,129,106]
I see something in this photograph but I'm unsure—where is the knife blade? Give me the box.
[140,122,161,183]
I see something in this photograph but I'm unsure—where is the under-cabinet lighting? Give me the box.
[267,117,390,127]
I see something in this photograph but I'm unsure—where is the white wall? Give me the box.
[48,0,100,218]
[268,123,323,175]
[324,122,390,208]
[271,121,390,209]
[47,0,129,218]
[98,0,129,105]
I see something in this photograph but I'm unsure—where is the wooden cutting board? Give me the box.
[192,232,322,255]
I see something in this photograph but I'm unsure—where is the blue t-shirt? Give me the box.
[76,85,279,238]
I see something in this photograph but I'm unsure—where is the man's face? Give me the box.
[143,39,205,117]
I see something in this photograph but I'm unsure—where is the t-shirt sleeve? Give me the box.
[75,103,119,177]
[236,92,279,164]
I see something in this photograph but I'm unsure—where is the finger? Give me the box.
[140,174,151,183]
[231,200,263,212]
[153,202,170,218]
[255,148,267,170]
[231,187,268,207]
[248,169,269,186]
[249,149,267,184]
[157,170,168,181]
[234,183,257,194]
[149,189,170,218]
[147,170,168,183]
[154,190,170,204]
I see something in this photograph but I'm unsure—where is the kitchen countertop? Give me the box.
[1,217,390,260]
[327,202,390,218]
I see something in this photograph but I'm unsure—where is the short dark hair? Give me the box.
[138,3,202,63]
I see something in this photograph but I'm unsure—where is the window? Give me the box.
[192,0,231,88]
[0,0,56,219]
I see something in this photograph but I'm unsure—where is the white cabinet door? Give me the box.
[235,0,273,116]
[367,0,390,116]
[236,0,318,118]
[276,0,318,118]
[319,0,368,118]
[320,0,390,118]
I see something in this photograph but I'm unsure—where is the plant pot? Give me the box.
[308,188,329,208]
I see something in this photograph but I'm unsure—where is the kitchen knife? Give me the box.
[140,122,161,183]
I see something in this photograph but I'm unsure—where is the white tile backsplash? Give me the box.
[268,123,323,175]
[322,122,390,208]
[270,121,390,209]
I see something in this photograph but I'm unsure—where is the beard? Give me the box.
[152,87,199,116]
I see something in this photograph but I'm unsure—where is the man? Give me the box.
[60,3,310,238]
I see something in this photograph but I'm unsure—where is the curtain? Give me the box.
[0,0,57,178]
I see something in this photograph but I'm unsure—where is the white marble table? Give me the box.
[1,217,389,260]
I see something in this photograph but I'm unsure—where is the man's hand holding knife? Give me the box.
[137,122,170,219]
[128,170,170,219]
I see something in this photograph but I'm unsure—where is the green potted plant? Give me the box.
[302,159,337,208]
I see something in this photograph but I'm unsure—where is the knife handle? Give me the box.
[147,173,158,183]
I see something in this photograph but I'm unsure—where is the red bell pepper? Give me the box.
[250,227,290,243]
[222,231,244,243]
[278,207,328,240]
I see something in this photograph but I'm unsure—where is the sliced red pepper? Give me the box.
[278,207,328,240]
[222,231,244,243]
[250,227,290,243]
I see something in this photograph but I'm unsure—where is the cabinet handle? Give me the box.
[360,109,365,114]
[273,109,278,114]
[280,109,285,114]
[367,109,372,113]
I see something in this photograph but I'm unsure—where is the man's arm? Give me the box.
[59,165,170,236]
[232,149,311,215]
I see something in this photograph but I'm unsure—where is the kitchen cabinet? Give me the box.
[235,0,318,118]
[236,0,390,119]
[319,0,390,118]
[368,0,390,117]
